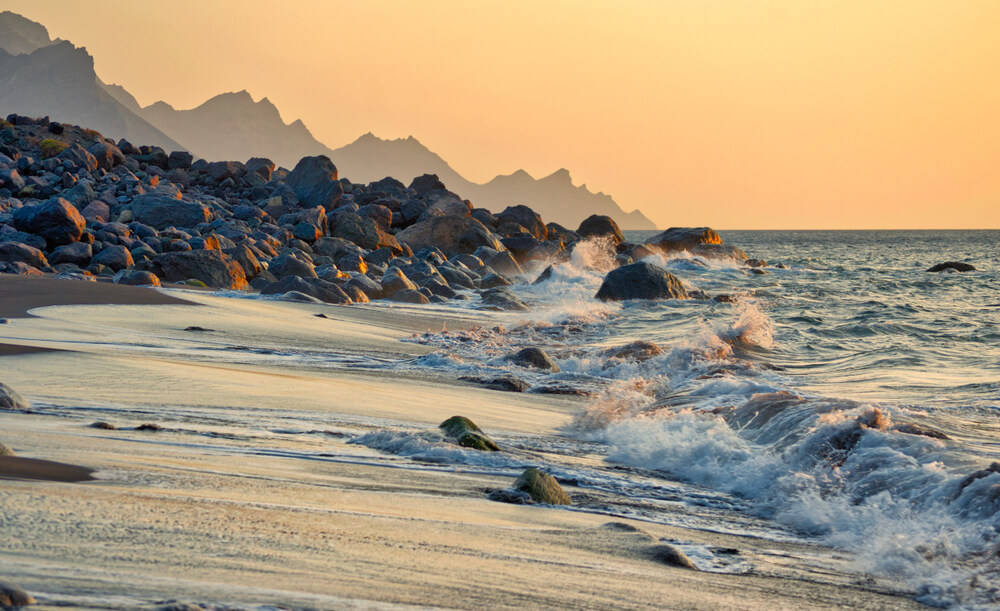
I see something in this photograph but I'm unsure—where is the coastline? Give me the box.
[0,281,925,610]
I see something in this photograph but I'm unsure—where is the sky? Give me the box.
[5,0,999,229]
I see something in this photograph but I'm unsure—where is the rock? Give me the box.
[0,382,29,409]
[645,227,722,253]
[0,241,49,269]
[346,274,384,300]
[605,340,662,362]
[206,160,245,182]
[81,199,111,223]
[0,441,14,456]
[480,287,527,310]
[397,215,503,257]
[280,290,322,303]
[246,157,275,180]
[439,416,500,451]
[390,288,430,304]
[409,173,446,194]
[486,251,523,277]
[259,276,352,305]
[595,262,688,301]
[167,151,193,170]
[11,197,86,247]
[150,250,248,289]
[513,468,571,505]
[380,268,418,297]
[650,544,699,570]
[0,580,35,608]
[90,244,134,271]
[229,243,262,279]
[459,375,530,393]
[268,252,317,279]
[130,194,212,230]
[113,269,161,287]
[87,140,125,170]
[576,214,624,246]
[285,155,343,210]
[496,205,547,240]
[926,262,976,273]
[507,347,560,372]
[56,143,99,172]
[690,243,747,261]
[331,211,402,253]
[48,241,92,267]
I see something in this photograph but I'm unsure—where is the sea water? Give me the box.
[377,229,1000,607]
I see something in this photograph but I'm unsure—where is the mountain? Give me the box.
[332,133,656,230]
[0,11,56,54]
[131,90,336,169]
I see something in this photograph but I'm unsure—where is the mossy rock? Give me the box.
[40,138,68,158]
[439,416,500,452]
[514,467,571,505]
[184,279,208,287]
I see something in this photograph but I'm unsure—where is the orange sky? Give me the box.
[6,0,999,228]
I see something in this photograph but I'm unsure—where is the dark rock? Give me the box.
[533,265,554,284]
[167,151,193,170]
[113,269,160,286]
[81,199,111,223]
[0,241,49,269]
[56,143,99,172]
[206,160,245,183]
[926,262,976,273]
[645,227,722,253]
[496,205,547,240]
[893,423,950,440]
[87,140,125,170]
[576,214,624,246]
[90,244,133,271]
[480,287,527,310]
[513,468,571,505]
[459,375,530,393]
[485,251,523,277]
[498,236,540,265]
[507,347,560,372]
[312,237,367,261]
[49,241,92,267]
[135,423,163,431]
[380,268,418,297]
[0,382,30,409]
[650,544,698,570]
[605,341,663,362]
[130,194,212,230]
[595,262,688,301]
[409,173,446,194]
[346,274,384,300]
[439,416,500,451]
[229,243,262,279]
[691,243,747,261]
[150,250,248,289]
[396,215,503,257]
[0,580,35,608]
[390,288,430,304]
[479,272,512,289]
[12,197,86,247]
[269,252,317,279]
[90,421,117,430]
[246,157,275,180]
[259,276,352,304]
[285,155,343,210]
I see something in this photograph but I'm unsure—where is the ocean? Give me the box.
[369,229,1000,607]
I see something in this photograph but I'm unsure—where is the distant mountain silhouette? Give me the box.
[1,11,657,229]
[333,133,655,229]
[132,91,337,169]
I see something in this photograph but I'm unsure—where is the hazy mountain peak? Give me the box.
[542,168,572,183]
[0,11,54,55]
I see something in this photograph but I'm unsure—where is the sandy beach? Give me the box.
[0,275,925,610]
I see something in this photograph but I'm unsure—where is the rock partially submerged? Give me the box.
[645,227,721,253]
[0,441,14,456]
[513,467,572,505]
[926,262,976,273]
[0,580,34,609]
[595,261,687,301]
[507,347,560,372]
[649,544,699,570]
[438,416,500,451]
[0,382,29,409]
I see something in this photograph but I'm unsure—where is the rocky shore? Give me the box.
[0,114,759,308]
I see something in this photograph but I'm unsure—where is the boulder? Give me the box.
[48,241,92,267]
[150,250,248,289]
[439,416,500,451]
[0,580,35,608]
[390,288,430,304]
[246,157,275,180]
[268,252,317,279]
[605,340,662,362]
[507,347,560,372]
[331,211,402,253]
[0,382,29,409]
[285,155,343,210]
[90,245,134,271]
[0,241,49,269]
[926,262,976,273]
[167,151,193,170]
[259,276,352,304]
[81,199,111,223]
[650,545,698,570]
[497,205,547,240]
[87,140,125,170]
[409,173,446,193]
[206,160,245,182]
[0,441,14,456]
[513,468,571,505]
[56,143,99,172]
[595,262,688,301]
[645,227,721,253]
[113,269,161,287]
[397,215,503,257]
[130,194,212,230]
[480,287,527,310]
[576,214,624,246]
[380,268,418,297]
[12,197,86,247]
[346,274,384,300]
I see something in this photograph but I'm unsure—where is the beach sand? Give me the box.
[0,276,924,609]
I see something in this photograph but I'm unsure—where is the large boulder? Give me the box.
[49,241,93,267]
[90,244,134,271]
[285,155,343,210]
[0,241,49,269]
[576,214,624,246]
[409,173,446,194]
[150,250,248,289]
[513,468,571,505]
[0,382,29,409]
[396,215,503,257]
[56,143,99,172]
[259,276,352,304]
[497,205,547,241]
[11,197,86,247]
[595,261,688,301]
[645,227,721,253]
[87,140,125,170]
[330,211,402,253]
[130,194,212,230]
[0,580,35,608]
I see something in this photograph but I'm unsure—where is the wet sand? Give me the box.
[0,283,926,610]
